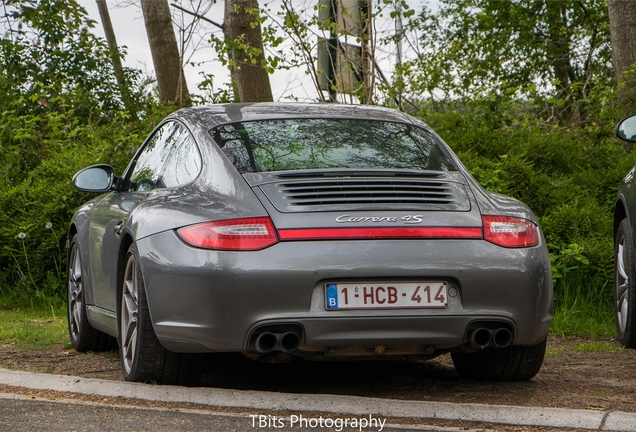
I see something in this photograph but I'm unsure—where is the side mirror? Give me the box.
[72,165,116,192]
[617,114,636,143]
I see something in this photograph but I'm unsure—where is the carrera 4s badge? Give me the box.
[335,214,424,224]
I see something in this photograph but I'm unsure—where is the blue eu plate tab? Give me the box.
[326,283,338,309]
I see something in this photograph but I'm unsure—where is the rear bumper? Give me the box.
[136,230,553,353]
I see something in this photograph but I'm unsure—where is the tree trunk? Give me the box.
[140,0,191,107]
[223,0,273,102]
[608,0,636,108]
[95,0,137,119]
[545,1,575,115]
[358,0,374,105]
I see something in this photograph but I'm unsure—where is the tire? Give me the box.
[118,243,204,385]
[451,338,547,381]
[615,219,636,348]
[67,235,115,352]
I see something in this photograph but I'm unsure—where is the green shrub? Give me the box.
[420,100,634,337]
[0,0,173,305]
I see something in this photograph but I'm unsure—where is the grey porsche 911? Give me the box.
[68,103,552,384]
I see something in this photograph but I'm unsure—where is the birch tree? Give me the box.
[140,0,191,106]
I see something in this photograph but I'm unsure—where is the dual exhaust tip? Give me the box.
[256,327,510,353]
[255,332,301,354]
[468,327,513,350]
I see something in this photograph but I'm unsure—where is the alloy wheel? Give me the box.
[120,253,139,375]
[68,243,83,342]
[617,234,630,334]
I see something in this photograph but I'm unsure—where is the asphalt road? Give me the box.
[1,368,636,431]
[0,396,473,432]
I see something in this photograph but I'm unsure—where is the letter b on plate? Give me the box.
[326,284,338,309]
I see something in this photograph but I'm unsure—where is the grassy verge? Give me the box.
[0,307,68,350]
[549,275,616,339]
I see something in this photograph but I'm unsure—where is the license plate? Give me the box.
[325,282,448,310]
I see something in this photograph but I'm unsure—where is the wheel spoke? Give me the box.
[131,271,138,303]
[123,311,137,344]
[617,282,629,331]
[73,305,82,331]
[618,302,627,332]
[122,324,137,373]
[122,336,132,370]
[616,283,629,304]
[129,327,137,366]
[69,246,82,284]
[618,243,629,281]
[124,293,137,315]
[69,309,78,339]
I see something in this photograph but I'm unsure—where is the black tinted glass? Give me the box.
[210,119,456,173]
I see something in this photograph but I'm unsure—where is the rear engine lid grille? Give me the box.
[258,176,471,212]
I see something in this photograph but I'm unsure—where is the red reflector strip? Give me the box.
[277,226,483,241]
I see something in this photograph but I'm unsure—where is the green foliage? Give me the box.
[0,0,167,301]
[392,0,613,122]
[549,243,590,282]
[0,113,148,298]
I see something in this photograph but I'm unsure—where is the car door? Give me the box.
[87,121,197,316]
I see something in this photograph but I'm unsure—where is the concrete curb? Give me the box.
[1,368,634,431]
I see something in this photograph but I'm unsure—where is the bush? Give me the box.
[0,0,172,305]
[0,108,161,303]
[419,100,636,331]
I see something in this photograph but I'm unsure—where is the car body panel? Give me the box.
[615,164,636,266]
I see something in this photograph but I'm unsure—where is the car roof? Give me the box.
[171,102,419,128]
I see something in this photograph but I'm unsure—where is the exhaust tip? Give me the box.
[492,328,513,348]
[279,332,301,353]
[469,328,492,349]
[255,332,278,354]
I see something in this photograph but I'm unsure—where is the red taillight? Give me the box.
[482,215,539,248]
[278,226,483,240]
[177,217,278,250]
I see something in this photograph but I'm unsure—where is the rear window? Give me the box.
[210,119,456,173]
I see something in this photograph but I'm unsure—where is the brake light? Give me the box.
[277,226,483,240]
[482,215,539,248]
[177,217,278,250]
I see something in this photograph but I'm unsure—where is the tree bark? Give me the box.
[140,0,191,107]
[95,0,137,119]
[223,0,273,102]
[545,1,575,98]
[359,0,374,105]
[608,0,636,108]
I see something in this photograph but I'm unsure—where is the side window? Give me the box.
[161,128,202,188]
[129,121,180,191]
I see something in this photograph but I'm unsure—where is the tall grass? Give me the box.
[550,273,615,339]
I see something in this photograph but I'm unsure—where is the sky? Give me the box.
[80,0,415,102]
[83,1,236,99]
